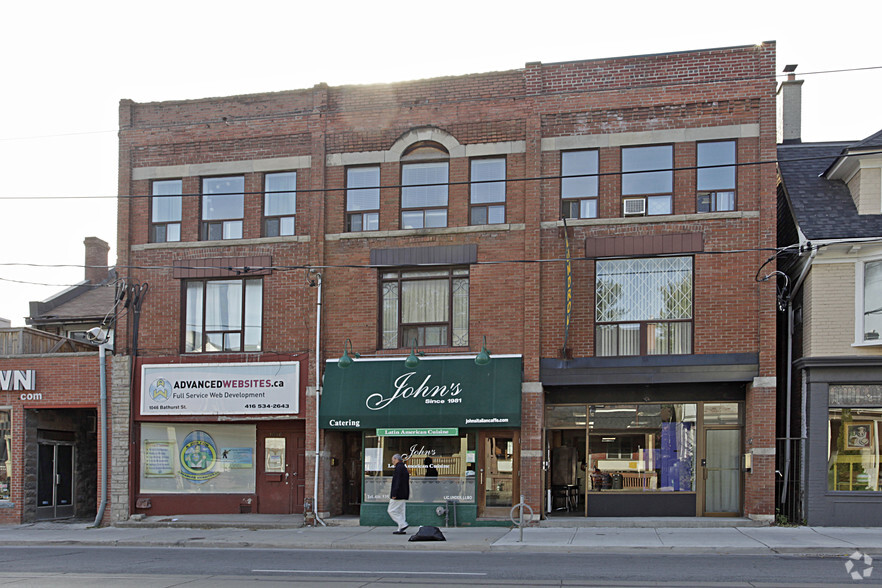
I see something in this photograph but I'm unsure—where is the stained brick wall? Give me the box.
[116,43,778,518]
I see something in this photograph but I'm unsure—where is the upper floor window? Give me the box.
[595,256,692,356]
[561,150,599,219]
[470,158,506,225]
[202,176,244,240]
[401,161,448,229]
[381,267,468,349]
[264,172,296,237]
[622,145,673,216]
[347,166,380,232]
[184,278,262,353]
[863,260,882,342]
[151,180,182,243]
[697,140,736,212]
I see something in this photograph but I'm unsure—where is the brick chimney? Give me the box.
[84,237,110,284]
[777,64,804,144]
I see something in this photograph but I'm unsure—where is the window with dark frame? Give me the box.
[346,166,380,232]
[151,180,182,243]
[202,176,244,240]
[561,150,599,219]
[184,277,262,353]
[470,158,506,225]
[595,256,692,356]
[621,145,673,216]
[697,140,736,212]
[264,172,296,237]
[380,267,468,349]
[401,161,448,229]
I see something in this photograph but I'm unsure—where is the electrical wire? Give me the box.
[0,149,878,202]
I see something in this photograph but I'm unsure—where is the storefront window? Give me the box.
[0,410,10,500]
[546,405,589,428]
[588,404,696,492]
[363,433,476,503]
[140,423,256,494]
[828,408,882,491]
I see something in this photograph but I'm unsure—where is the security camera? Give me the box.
[86,327,108,343]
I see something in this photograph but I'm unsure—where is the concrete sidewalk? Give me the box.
[2,521,882,555]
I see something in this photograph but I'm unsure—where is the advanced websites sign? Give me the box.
[141,361,299,416]
[320,355,522,429]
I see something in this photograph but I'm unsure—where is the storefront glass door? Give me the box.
[36,442,75,520]
[703,428,741,515]
[478,432,519,517]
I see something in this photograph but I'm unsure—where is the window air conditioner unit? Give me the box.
[623,198,646,216]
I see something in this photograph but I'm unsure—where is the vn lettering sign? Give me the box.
[0,370,35,391]
[320,356,521,429]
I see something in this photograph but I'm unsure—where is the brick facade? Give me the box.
[115,43,777,521]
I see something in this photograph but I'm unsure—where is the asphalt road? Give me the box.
[0,546,878,586]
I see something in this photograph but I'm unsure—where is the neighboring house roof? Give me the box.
[778,135,882,241]
[26,273,117,328]
[851,129,882,151]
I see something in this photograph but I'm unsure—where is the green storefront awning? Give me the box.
[320,355,522,429]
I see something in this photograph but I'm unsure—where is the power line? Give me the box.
[1,150,878,201]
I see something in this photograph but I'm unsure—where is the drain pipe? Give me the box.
[90,336,111,528]
[781,241,816,506]
[310,270,326,527]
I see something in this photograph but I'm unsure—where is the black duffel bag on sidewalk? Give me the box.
[407,525,446,541]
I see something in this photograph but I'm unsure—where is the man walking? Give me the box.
[388,453,409,534]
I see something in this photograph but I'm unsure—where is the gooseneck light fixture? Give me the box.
[404,338,423,368]
[475,335,491,366]
[338,338,360,368]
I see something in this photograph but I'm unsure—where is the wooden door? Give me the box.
[256,422,305,514]
[477,431,519,517]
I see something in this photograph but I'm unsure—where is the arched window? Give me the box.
[400,142,449,229]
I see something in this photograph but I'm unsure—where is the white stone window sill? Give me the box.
[852,341,882,347]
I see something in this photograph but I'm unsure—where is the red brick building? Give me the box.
[115,42,777,524]
[0,238,115,524]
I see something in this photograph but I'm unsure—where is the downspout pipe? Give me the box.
[90,339,110,528]
[312,271,326,526]
[780,241,816,507]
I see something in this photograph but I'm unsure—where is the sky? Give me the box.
[1,1,881,326]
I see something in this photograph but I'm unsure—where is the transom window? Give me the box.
[185,278,262,353]
[621,145,673,216]
[561,150,599,219]
[697,141,736,212]
[595,256,692,356]
[401,161,448,229]
[470,158,506,225]
[151,180,182,243]
[381,268,468,349]
[346,166,380,232]
[264,172,296,237]
[202,176,244,240]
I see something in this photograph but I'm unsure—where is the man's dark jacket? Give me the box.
[390,460,410,500]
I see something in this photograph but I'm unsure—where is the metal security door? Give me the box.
[36,442,75,520]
